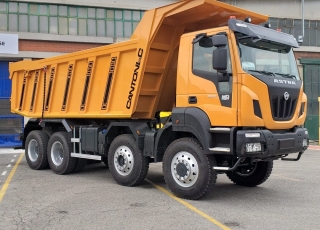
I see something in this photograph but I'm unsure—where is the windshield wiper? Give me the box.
[247,70,275,76]
[274,73,297,79]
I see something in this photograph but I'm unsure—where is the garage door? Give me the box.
[301,59,320,141]
[0,61,23,148]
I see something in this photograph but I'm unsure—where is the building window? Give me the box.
[268,17,320,47]
[1,1,144,38]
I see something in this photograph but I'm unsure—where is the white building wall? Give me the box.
[12,0,177,10]
[220,0,319,20]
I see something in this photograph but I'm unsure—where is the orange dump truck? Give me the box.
[9,0,309,199]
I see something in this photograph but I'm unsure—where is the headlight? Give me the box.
[246,143,262,152]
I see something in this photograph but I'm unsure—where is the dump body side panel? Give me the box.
[10,40,148,118]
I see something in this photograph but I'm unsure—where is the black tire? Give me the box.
[108,134,149,186]
[47,132,76,175]
[162,138,217,200]
[101,157,109,169]
[72,158,87,173]
[226,161,273,187]
[25,130,49,170]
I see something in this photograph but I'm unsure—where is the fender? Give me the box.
[171,107,212,154]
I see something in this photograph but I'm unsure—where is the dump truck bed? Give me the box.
[10,0,268,119]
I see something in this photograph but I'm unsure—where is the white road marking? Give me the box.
[7,164,11,168]
[1,171,7,176]
[14,155,17,157]
[11,159,14,163]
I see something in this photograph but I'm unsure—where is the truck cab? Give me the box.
[173,18,308,160]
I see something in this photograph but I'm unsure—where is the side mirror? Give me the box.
[212,48,229,82]
[212,48,227,72]
[212,35,228,47]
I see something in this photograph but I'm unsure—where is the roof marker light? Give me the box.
[264,23,271,28]
[245,17,252,23]
[230,16,236,19]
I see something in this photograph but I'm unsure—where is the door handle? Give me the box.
[188,96,197,104]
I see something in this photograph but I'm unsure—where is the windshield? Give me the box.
[236,34,300,80]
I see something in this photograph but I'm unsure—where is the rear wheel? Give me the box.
[163,138,217,200]
[226,161,273,187]
[25,130,49,170]
[108,134,149,186]
[72,158,87,173]
[47,132,76,175]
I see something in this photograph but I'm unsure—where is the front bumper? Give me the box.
[236,127,309,158]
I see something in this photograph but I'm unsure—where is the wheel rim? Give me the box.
[51,141,64,166]
[28,139,39,162]
[171,151,199,188]
[114,145,134,176]
[235,164,258,177]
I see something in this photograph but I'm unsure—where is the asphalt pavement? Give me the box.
[0,147,319,230]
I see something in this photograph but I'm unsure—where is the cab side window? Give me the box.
[193,43,217,73]
[192,35,233,94]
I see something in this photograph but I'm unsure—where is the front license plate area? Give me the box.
[278,138,295,150]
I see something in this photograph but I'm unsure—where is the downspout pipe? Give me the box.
[298,0,305,43]
[302,0,304,39]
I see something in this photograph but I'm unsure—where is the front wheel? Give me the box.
[108,134,149,186]
[226,160,273,187]
[162,138,217,200]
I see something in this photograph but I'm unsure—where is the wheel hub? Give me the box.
[114,146,134,176]
[28,139,39,162]
[51,141,64,166]
[176,163,189,178]
[171,151,199,188]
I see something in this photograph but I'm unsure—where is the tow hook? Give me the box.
[281,152,303,161]
[213,157,245,171]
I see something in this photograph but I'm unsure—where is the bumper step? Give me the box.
[209,127,231,133]
[209,147,230,153]
[71,153,101,160]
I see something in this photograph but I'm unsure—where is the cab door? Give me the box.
[186,31,238,127]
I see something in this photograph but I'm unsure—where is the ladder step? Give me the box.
[213,166,231,170]
[209,127,231,133]
[71,138,80,143]
[71,153,101,160]
[209,147,230,152]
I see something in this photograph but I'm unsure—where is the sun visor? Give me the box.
[229,19,299,48]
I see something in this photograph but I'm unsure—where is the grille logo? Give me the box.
[284,92,290,101]
[274,79,296,85]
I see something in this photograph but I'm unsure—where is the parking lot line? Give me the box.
[272,174,300,182]
[146,179,231,230]
[0,154,24,203]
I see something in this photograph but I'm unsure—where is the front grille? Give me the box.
[271,96,297,121]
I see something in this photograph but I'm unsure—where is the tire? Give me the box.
[226,161,273,187]
[108,134,149,186]
[47,132,76,175]
[72,158,87,173]
[162,138,217,200]
[101,157,109,169]
[25,130,49,170]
